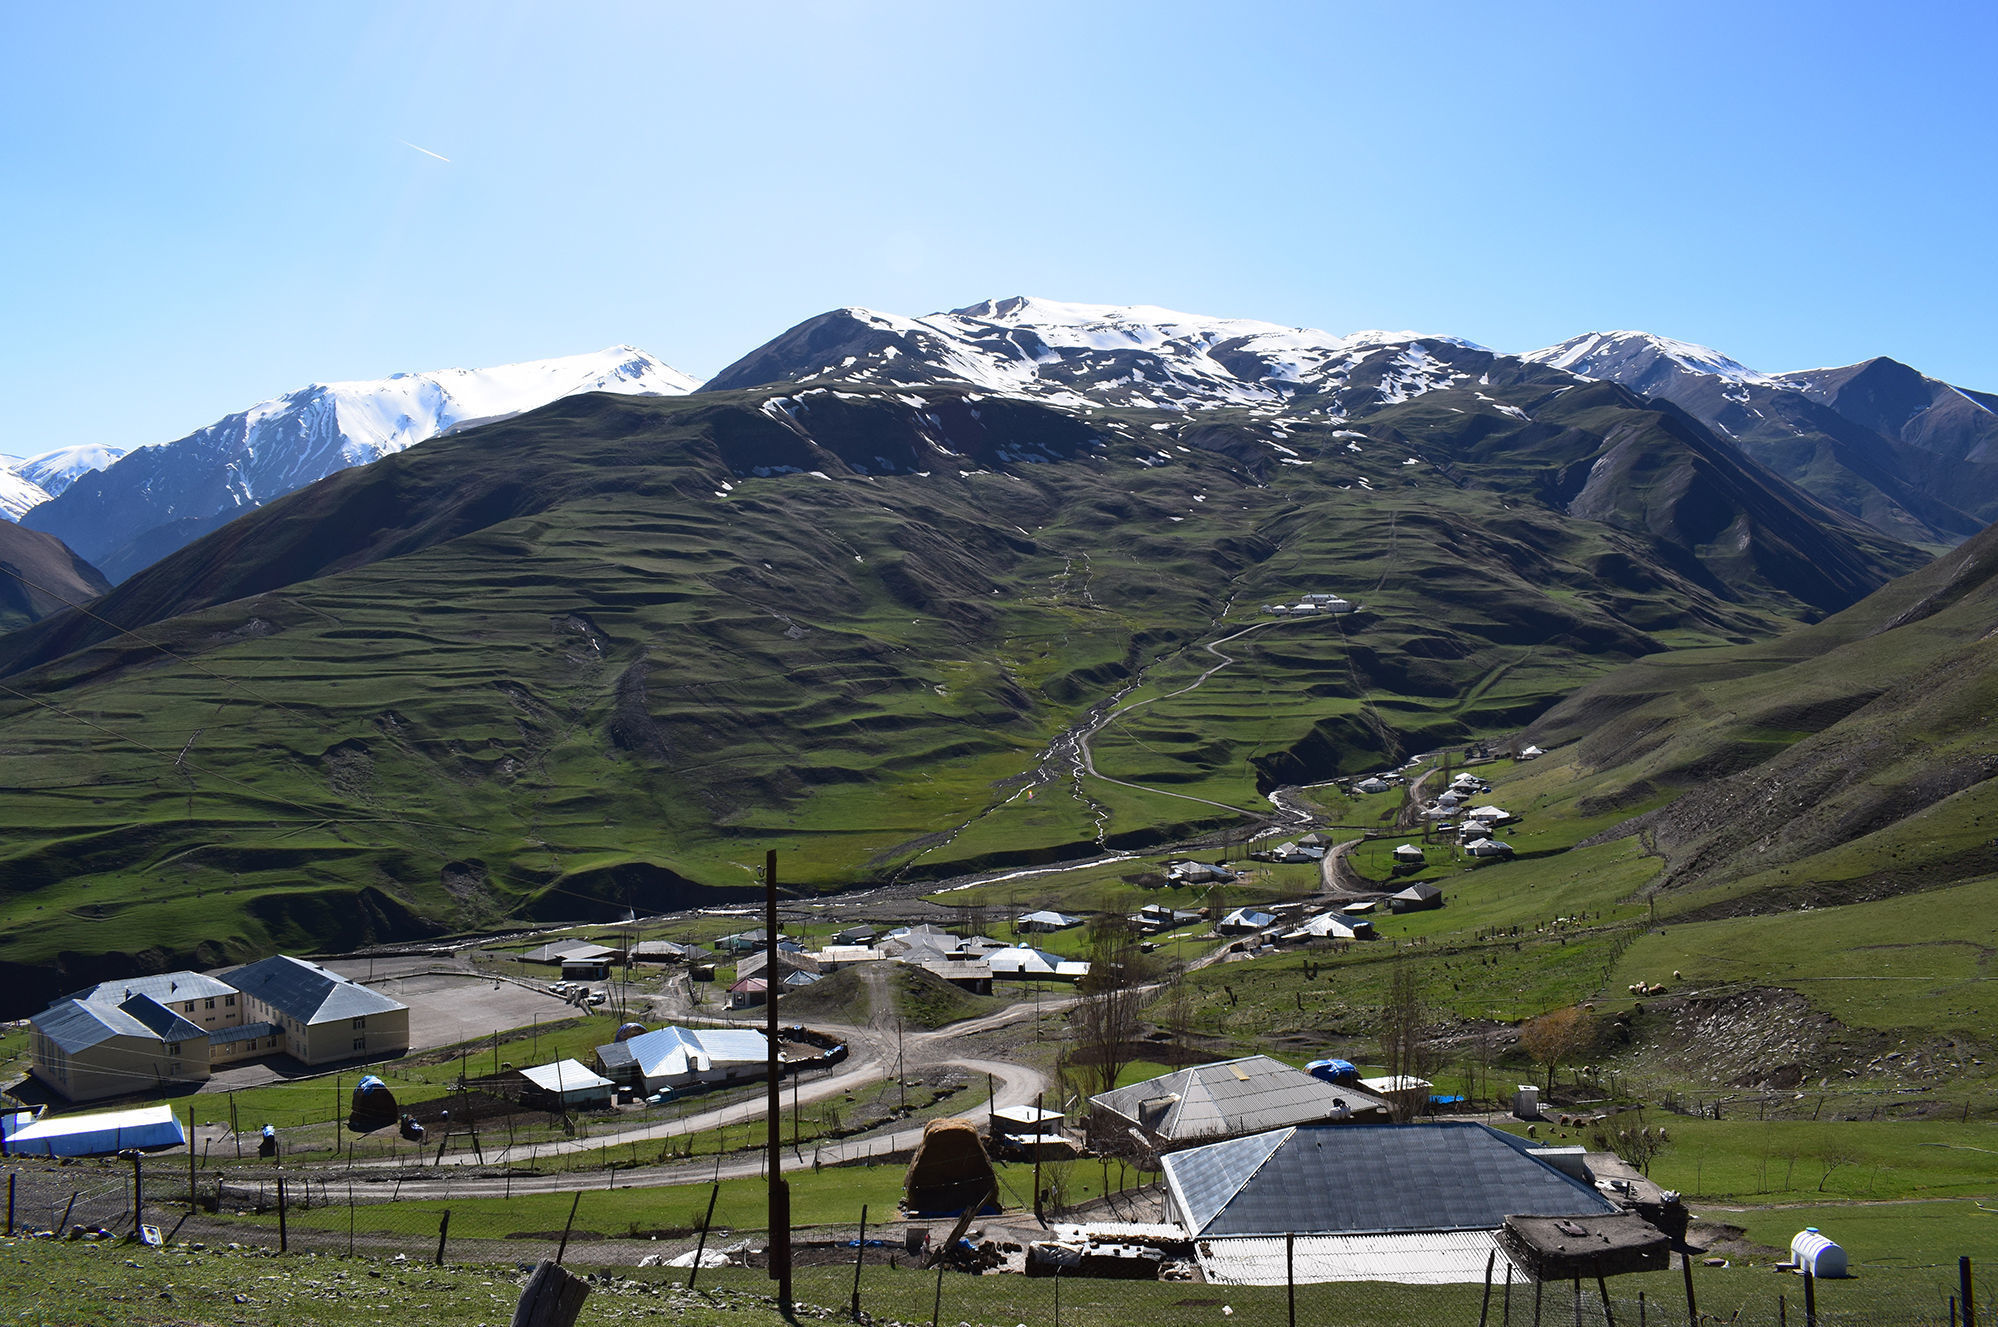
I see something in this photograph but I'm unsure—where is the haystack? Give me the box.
[903,1118,998,1216]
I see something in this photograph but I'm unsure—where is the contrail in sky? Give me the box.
[398,139,451,163]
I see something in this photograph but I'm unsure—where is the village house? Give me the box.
[29,956,409,1103]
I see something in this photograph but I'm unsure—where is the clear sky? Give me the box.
[3,1,1993,456]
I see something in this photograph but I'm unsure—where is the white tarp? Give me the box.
[2,1103,186,1156]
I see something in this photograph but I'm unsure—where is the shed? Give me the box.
[1464,838,1513,859]
[1016,910,1083,933]
[904,1118,999,1216]
[561,957,613,982]
[991,1105,1066,1137]
[1,1103,187,1156]
[728,977,769,1009]
[1497,1212,1671,1281]
[1217,908,1278,935]
[520,1059,616,1110]
[1390,883,1444,913]
[1392,844,1425,863]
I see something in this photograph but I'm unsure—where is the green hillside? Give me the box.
[0,379,1922,1005]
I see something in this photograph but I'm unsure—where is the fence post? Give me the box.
[931,1258,944,1327]
[688,1183,719,1290]
[277,1175,288,1253]
[1287,1232,1297,1327]
[348,1183,355,1257]
[1055,1267,1062,1327]
[556,1190,581,1266]
[1479,1249,1494,1327]
[1598,1273,1614,1327]
[1534,1276,1544,1327]
[1965,1258,1977,1327]
[436,1210,451,1267]
[510,1258,591,1327]
[850,1204,867,1320]
[6,1172,13,1236]
[1680,1251,1696,1327]
[1803,1267,1816,1327]
[1504,1262,1513,1327]
[130,1153,143,1238]
[188,1110,197,1212]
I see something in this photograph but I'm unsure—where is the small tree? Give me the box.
[1584,1112,1672,1176]
[1519,1006,1594,1092]
[1377,960,1435,1122]
[1075,914,1153,1097]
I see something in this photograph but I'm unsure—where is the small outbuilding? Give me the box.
[521,1059,616,1110]
[1390,883,1444,913]
[1,1103,187,1157]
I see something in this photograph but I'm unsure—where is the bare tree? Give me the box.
[1584,1112,1672,1176]
[1075,914,1153,1097]
[1519,1006,1594,1092]
[1377,960,1435,1122]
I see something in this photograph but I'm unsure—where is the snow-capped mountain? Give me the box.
[0,470,52,523]
[705,295,1483,416]
[1523,330,1998,545]
[25,346,699,581]
[11,444,129,500]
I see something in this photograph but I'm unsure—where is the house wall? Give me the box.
[208,1029,286,1067]
[236,996,410,1066]
[30,1031,209,1103]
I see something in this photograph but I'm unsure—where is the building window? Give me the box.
[167,1042,180,1055]
[225,995,235,1006]
[351,1016,366,1028]
[205,998,215,1009]
[352,1037,366,1051]
[184,1002,196,1013]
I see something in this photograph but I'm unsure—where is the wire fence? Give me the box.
[5,1155,1988,1327]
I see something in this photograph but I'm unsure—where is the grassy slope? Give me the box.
[0,380,1918,998]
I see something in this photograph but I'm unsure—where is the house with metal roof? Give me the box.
[1015,910,1084,934]
[221,955,410,1066]
[518,1059,616,1110]
[1090,1055,1390,1154]
[1390,883,1445,912]
[1217,908,1279,935]
[523,939,616,965]
[28,996,211,1103]
[986,944,1089,982]
[594,1025,772,1095]
[1282,912,1374,943]
[1160,1121,1621,1285]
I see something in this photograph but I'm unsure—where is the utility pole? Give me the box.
[763,848,792,1308]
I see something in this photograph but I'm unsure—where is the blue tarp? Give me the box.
[1306,1059,1358,1083]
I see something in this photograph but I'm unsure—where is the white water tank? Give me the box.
[1791,1228,1848,1278]
[1513,1084,1540,1119]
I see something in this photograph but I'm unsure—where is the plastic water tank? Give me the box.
[1791,1228,1847,1278]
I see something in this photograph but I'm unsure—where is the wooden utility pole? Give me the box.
[764,848,792,1307]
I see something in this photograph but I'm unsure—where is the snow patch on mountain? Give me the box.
[11,444,130,499]
[1525,331,1780,387]
[726,296,1484,414]
[25,345,699,578]
[0,470,53,522]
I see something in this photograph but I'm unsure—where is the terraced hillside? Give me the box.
[1519,514,1998,919]
[0,354,1924,1007]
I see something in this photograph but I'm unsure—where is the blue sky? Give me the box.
[3,2,1993,455]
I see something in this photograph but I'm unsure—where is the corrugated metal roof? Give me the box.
[525,940,614,963]
[65,971,236,1008]
[613,1026,769,1083]
[1198,1230,1508,1285]
[520,1059,614,1093]
[30,1000,148,1055]
[117,994,204,1042]
[1162,1122,1619,1239]
[223,955,407,1025]
[1093,1056,1389,1144]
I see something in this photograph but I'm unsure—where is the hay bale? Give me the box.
[904,1118,998,1217]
